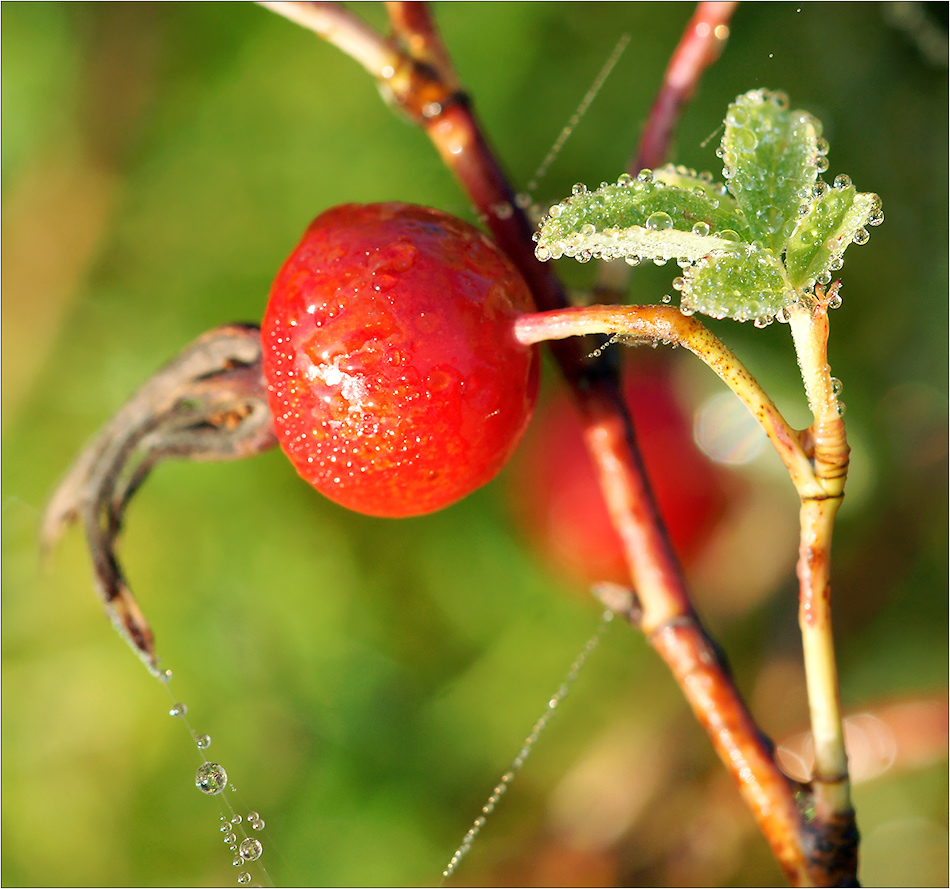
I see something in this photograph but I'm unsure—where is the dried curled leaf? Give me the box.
[42,323,277,675]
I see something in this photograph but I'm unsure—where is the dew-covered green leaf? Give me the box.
[535,171,750,265]
[721,89,820,254]
[785,184,881,288]
[679,247,792,322]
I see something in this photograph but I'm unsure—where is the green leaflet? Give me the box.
[785,184,880,288]
[535,168,749,264]
[533,89,882,325]
[720,89,820,254]
[679,248,791,323]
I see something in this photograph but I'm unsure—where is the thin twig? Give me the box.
[633,2,738,173]
[514,304,819,497]
[257,2,398,77]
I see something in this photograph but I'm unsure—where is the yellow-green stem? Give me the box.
[788,299,852,820]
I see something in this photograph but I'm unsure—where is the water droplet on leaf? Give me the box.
[196,734,211,750]
[735,128,758,152]
[645,211,673,231]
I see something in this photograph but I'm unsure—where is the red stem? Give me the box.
[633,2,738,172]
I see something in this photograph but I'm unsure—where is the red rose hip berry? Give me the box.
[262,202,540,517]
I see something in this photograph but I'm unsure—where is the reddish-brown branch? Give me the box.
[377,7,818,881]
[258,2,848,883]
[633,2,738,172]
[384,1,459,90]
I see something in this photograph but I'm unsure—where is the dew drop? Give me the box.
[547,204,562,219]
[223,831,237,845]
[580,223,596,236]
[645,211,674,231]
[196,734,212,750]
[616,172,633,186]
[691,221,711,237]
[726,106,748,127]
[818,270,833,285]
[852,228,870,245]
[771,90,790,110]
[624,255,641,266]
[816,138,830,156]
[829,256,844,271]
[636,169,654,184]
[672,277,685,291]
[237,873,252,885]
[571,182,588,196]
[492,202,513,220]
[735,128,758,152]
[169,703,187,718]
[831,377,844,396]
[837,401,847,416]
[718,229,740,242]
[534,245,552,262]
[833,173,852,189]
[232,854,245,867]
[868,209,885,226]
[251,817,265,831]
[816,156,830,173]
[231,815,243,825]
[828,292,843,310]
[160,669,173,683]
[195,762,228,795]
[661,293,673,304]
[239,838,263,862]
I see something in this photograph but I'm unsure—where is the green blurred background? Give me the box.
[3,3,947,886]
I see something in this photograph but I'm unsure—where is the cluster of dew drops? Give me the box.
[530,89,884,329]
[167,690,267,887]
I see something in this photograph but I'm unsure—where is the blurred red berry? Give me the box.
[262,202,540,517]
[511,357,730,585]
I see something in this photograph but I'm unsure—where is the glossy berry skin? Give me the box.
[262,203,540,518]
